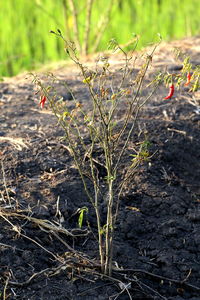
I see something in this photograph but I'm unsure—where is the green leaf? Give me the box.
[78,207,88,228]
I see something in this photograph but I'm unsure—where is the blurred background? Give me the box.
[0,0,199,77]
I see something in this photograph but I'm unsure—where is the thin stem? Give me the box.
[62,0,72,40]
[67,0,82,52]
[83,0,94,55]
[91,0,114,53]
[94,186,104,271]
[113,45,159,172]
[104,179,114,275]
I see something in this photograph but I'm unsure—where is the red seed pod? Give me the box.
[164,84,174,99]
[39,95,47,108]
[185,72,192,86]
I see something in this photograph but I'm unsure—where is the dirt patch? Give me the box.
[0,36,200,300]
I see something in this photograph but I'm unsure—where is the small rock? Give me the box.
[187,210,200,221]
[168,64,183,72]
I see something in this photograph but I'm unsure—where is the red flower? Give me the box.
[164,84,174,99]
[185,72,192,86]
[39,95,47,108]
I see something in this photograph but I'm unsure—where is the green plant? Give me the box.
[1,0,200,77]
[162,51,200,110]
[78,206,88,228]
[63,0,115,55]
[32,31,163,275]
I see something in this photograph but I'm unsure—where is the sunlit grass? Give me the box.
[0,0,199,77]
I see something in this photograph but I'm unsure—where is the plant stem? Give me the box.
[83,0,94,55]
[104,178,114,275]
[67,0,82,53]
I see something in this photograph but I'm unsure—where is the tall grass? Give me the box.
[0,0,199,77]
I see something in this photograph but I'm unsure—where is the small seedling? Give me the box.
[78,207,88,228]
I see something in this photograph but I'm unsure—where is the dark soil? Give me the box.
[0,36,200,300]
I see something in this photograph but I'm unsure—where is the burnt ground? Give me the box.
[0,36,200,300]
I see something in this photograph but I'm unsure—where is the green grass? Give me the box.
[0,0,199,77]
